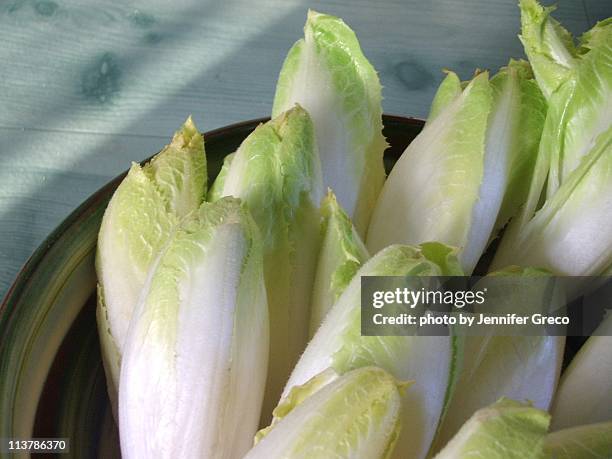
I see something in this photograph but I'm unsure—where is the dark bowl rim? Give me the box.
[0,114,425,316]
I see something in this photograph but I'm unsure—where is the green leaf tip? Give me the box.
[245,367,404,459]
[434,397,550,458]
[518,0,577,98]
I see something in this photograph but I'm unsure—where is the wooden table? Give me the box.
[0,0,608,298]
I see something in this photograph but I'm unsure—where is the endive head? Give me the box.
[273,10,386,235]
[119,197,269,458]
[434,398,550,458]
[128,197,264,353]
[366,71,493,273]
[286,242,462,394]
[97,116,206,293]
[524,14,611,198]
[492,126,612,275]
[96,116,206,372]
[245,367,407,459]
[544,421,612,458]
[490,59,547,232]
[434,268,564,452]
[310,190,369,335]
[274,10,383,117]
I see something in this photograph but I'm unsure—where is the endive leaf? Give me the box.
[367,72,492,274]
[144,117,207,216]
[493,60,547,232]
[501,13,612,275]
[96,117,206,415]
[492,126,612,275]
[543,21,611,197]
[208,152,234,202]
[551,313,612,430]
[310,190,369,336]
[245,367,404,459]
[369,63,547,273]
[579,18,612,54]
[254,368,340,444]
[214,105,323,421]
[518,3,611,201]
[544,421,612,458]
[282,243,463,459]
[434,267,565,450]
[433,398,550,459]
[427,71,462,123]
[273,10,387,235]
[518,0,577,99]
[119,198,268,459]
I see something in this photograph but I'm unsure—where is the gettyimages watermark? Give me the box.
[361,276,612,336]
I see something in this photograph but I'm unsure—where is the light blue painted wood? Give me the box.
[0,0,606,297]
[584,0,612,24]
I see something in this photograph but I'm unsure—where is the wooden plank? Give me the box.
[0,0,591,134]
[583,0,611,25]
[0,127,164,292]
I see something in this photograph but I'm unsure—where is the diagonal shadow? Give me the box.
[0,0,316,298]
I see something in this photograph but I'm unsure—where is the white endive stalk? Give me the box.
[96,117,206,416]
[273,10,387,235]
[367,65,545,274]
[244,367,404,459]
[492,6,612,275]
[119,198,268,459]
[212,105,323,422]
[492,126,612,275]
[433,398,550,459]
[551,313,612,430]
[434,267,565,449]
[310,190,369,336]
[281,243,463,459]
[544,421,612,458]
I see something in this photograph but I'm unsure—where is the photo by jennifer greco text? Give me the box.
[370,311,570,328]
[361,275,611,336]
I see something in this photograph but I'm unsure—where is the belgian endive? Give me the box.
[544,421,612,458]
[433,398,550,458]
[367,64,546,273]
[209,105,323,420]
[434,267,565,449]
[310,190,369,336]
[244,367,405,459]
[96,118,206,415]
[550,313,612,430]
[492,4,612,275]
[119,198,268,459]
[519,0,611,196]
[491,126,612,275]
[273,10,387,235]
[280,243,463,459]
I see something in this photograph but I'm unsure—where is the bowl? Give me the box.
[0,115,425,459]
